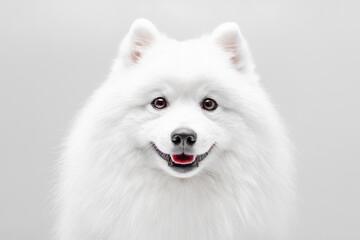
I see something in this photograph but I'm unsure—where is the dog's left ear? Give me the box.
[119,18,160,66]
[212,23,255,72]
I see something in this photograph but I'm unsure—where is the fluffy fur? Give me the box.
[56,19,295,240]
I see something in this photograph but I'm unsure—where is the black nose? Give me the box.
[171,128,197,147]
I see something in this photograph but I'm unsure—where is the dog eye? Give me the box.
[202,98,217,111]
[151,97,167,109]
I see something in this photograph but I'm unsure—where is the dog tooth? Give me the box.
[168,159,174,166]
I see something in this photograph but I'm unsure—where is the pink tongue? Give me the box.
[172,154,194,164]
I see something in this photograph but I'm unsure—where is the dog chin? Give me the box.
[165,164,201,178]
[151,142,215,178]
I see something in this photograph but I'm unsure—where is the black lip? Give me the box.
[151,142,215,173]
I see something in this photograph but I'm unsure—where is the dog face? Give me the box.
[99,19,267,178]
[136,73,227,178]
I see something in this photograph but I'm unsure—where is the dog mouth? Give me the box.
[151,143,215,173]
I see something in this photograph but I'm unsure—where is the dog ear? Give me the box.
[119,18,159,66]
[212,23,255,72]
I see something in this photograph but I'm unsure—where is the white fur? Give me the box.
[56,19,295,240]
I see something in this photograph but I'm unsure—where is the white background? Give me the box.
[1,0,359,239]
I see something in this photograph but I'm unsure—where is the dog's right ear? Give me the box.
[119,19,159,66]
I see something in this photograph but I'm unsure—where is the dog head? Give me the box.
[98,19,272,178]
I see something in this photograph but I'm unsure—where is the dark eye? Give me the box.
[202,98,217,111]
[151,97,167,109]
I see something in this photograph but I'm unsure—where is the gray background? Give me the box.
[1,0,359,239]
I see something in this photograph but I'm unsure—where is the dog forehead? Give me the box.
[150,70,225,98]
[147,39,228,76]
[127,38,244,99]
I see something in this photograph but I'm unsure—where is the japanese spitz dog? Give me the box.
[56,19,295,240]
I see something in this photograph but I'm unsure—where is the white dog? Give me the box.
[56,19,295,240]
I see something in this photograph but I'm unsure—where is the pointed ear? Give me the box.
[212,22,255,72]
[119,18,160,66]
